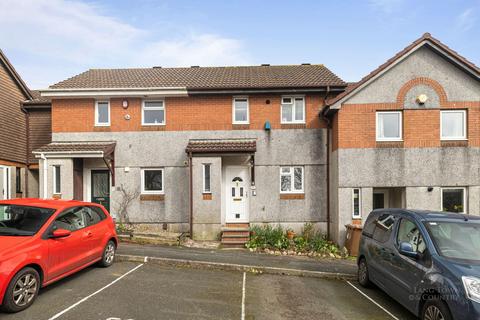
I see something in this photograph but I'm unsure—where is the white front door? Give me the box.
[226,166,249,222]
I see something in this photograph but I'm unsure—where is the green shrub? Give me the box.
[246,223,343,257]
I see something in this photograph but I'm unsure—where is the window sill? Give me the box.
[280,193,305,200]
[93,126,112,132]
[141,126,166,131]
[140,194,165,201]
[441,140,468,147]
[376,141,404,148]
[202,193,212,200]
[232,124,250,130]
[280,123,307,129]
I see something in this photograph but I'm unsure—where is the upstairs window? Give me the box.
[141,169,164,194]
[376,111,402,141]
[441,110,466,140]
[233,97,249,124]
[281,97,305,124]
[280,166,304,193]
[142,100,165,125]
[95,101,110,126]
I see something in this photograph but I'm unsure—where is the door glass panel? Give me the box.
[232,187,235,197]
[91,171,110,212]
[240,187,243,197]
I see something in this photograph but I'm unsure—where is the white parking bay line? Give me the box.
[241,272,246,320]
[346,281,400,320]
[48,263,144,320]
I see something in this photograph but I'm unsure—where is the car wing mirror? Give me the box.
[51,229,71,239]
[399,241,419,259]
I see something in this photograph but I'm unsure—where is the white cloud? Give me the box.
[368,0,405,14]
[0,0,251,88]
[456,8,476,32]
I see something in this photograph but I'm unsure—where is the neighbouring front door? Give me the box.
[226,166,249,222]
[91,170,110,212]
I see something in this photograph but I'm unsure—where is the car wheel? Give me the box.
[358,258,371,287]
[99,240,116,267]
[422,296,452,320]
[2,267,40,313]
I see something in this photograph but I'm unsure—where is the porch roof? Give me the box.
[185,139,256,154]
[33,141,116,157]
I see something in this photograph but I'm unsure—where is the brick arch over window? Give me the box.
[396,77,448,107]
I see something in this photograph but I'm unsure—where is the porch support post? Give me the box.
[189,152,193,238]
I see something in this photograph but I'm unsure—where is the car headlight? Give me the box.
[463,276,480,304]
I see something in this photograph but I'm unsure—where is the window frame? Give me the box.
[15,167,22,193]
[441,187,467,214]
[53,165,61,194]
[232,97,249,124]
[352,188,361,219]
[279,166,304,194]
[202,163,211,194]
[376,111,403,141]
[140,168,164,194]
[281,96,305,124]
[440,110,467,141]
[94,101,110,127]
[142,100,166,126]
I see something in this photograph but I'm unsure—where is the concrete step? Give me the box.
[225,223,250,228]
[221,237,249,243]
[221,227,250,232]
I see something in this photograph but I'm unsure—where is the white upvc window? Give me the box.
[376,111,402,141]
[232,97,249,124]
[441,110,467,140]
[95,101,110,126]
[203,164,211,193]
[441,187,467,214]
[142,100,165,125]
[53,165,61,194]
[141,168,164,194]
[352,188,361,219]
[280,166,304,193]
[281,96,305,124]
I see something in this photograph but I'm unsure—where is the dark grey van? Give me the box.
[358,209,480,320]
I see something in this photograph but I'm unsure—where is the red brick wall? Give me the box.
[52,94,327,132]
[332,77,480,150]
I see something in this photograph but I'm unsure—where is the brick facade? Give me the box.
[332,77,480,150]
[52,94,327,133]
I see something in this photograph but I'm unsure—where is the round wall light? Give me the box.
[416,94,428,104]
[122,100,129,109]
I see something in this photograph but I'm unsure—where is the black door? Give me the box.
[91,170,110,212]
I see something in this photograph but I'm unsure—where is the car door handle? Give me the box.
[84,231,93,238]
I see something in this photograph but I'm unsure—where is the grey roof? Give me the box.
[49,65,346,91]
[33,142,115,154]
[186,139,256,153]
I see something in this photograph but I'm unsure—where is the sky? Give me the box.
[0,0,479,89]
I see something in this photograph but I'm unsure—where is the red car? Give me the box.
[0,198,118,313]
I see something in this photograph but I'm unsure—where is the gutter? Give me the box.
[21,103,29,197]
[188,152,193,238]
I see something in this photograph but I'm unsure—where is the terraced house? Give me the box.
[35,64,346,244]
[35,33,480,245]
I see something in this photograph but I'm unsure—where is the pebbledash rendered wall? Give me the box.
[331,46,480,246]
[52,128,328,240]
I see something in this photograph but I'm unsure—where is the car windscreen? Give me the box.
[425,220,480,261]
[0,204,56,236]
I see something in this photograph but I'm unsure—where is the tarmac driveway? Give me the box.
[0,261,417,320]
